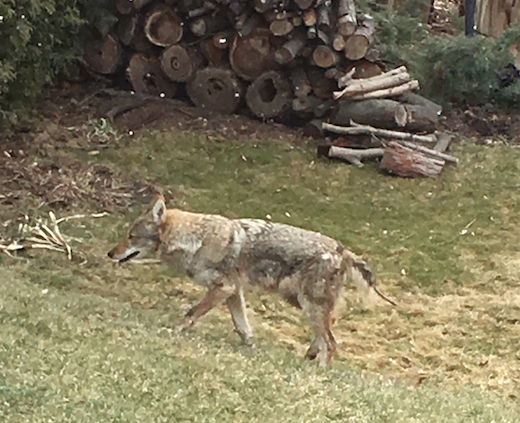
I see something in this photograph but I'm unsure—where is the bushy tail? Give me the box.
[343,250,396,306]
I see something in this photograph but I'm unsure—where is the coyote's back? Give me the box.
[108,194,395,365]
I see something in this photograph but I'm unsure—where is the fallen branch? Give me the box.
[328,145,384,167]
[322,121,437,143]
[334,71,411,100]
[397,140,459,164]
[337,65,407,89]
[350,80,420,100]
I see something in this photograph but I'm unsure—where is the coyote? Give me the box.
[108,194,395,365]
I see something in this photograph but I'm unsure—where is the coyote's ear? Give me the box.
[151,196,166,224]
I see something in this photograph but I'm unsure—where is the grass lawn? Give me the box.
[1,124,520,422]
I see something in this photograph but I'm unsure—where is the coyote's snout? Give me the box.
[108,194,395,365]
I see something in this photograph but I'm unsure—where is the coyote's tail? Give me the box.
[342,250,397,306]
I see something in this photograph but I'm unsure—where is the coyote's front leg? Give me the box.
[179,283,236,331]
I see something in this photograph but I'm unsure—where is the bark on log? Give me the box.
[83,34,121,75]
[322,121,438,143]
[344,16,375,60]
[331,99,410,130]
[396,140,458,163]
[254,0,277,14]
[313,45,339,68]
[235,13,263,37]
[117,14,140,47]
[161,44,203,82]
[329,145,384,167]
[398,91,442,117]
[187,67,244,113]
[338,0,357,36]
[230,28,277,81]
[275,30,307,64]
[307,67,336,98]
[144,7,183,47]
[127,53,178,98]
[401,104,438,133]
[381,142,444,179]
[246,70,292,118]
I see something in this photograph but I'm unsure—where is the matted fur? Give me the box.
[108,194,393,365]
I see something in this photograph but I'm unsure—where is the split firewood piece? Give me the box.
[190,12,229,38]
[328,145,384,167]
[317,5,332,36]
[381,142,445,178]
[334,69,411,99]
[338,0,357,36]
[144,6,183,47]
[344,15,375,61]
[270,19,294,36]
[83,34,121,75]
[290,66,312,97]
[246,70,292,118]
[350,80,420,100]
[275,30,307,64]
[161,44,203,82]
[230,28,277,81]
[127,53,178,98]
[187,67,244,114]
[322,121,438,143]
[294,0,315,9]
[313,45,339,68]
[200,38,225,65]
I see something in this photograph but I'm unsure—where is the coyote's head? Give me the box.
[107,194,167,263]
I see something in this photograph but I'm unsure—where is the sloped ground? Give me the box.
[1,85,520,421]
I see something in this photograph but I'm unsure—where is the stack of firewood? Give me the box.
[83,0,393,119]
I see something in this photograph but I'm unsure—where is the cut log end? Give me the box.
[230,28,276,81]
[161,45,201,82]
[83,35,121,75]
[246,70,292,118]
[127,53,178,98]
[187,67,244,114]
[144,8,183,47]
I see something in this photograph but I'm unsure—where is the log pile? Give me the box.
[82,1,455,178]
[82,0,395,120]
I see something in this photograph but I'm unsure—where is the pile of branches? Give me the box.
[84,0,403,120]
[311,65,457,178]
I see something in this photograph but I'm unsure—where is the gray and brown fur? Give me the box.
[108,194,395,365]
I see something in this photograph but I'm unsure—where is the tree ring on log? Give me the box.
[144,8,183,47]
[127,53,177,98]
[83,34,121,75]
[187,67,243,114]
[161,45,196,82]
[246,70,292,118]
